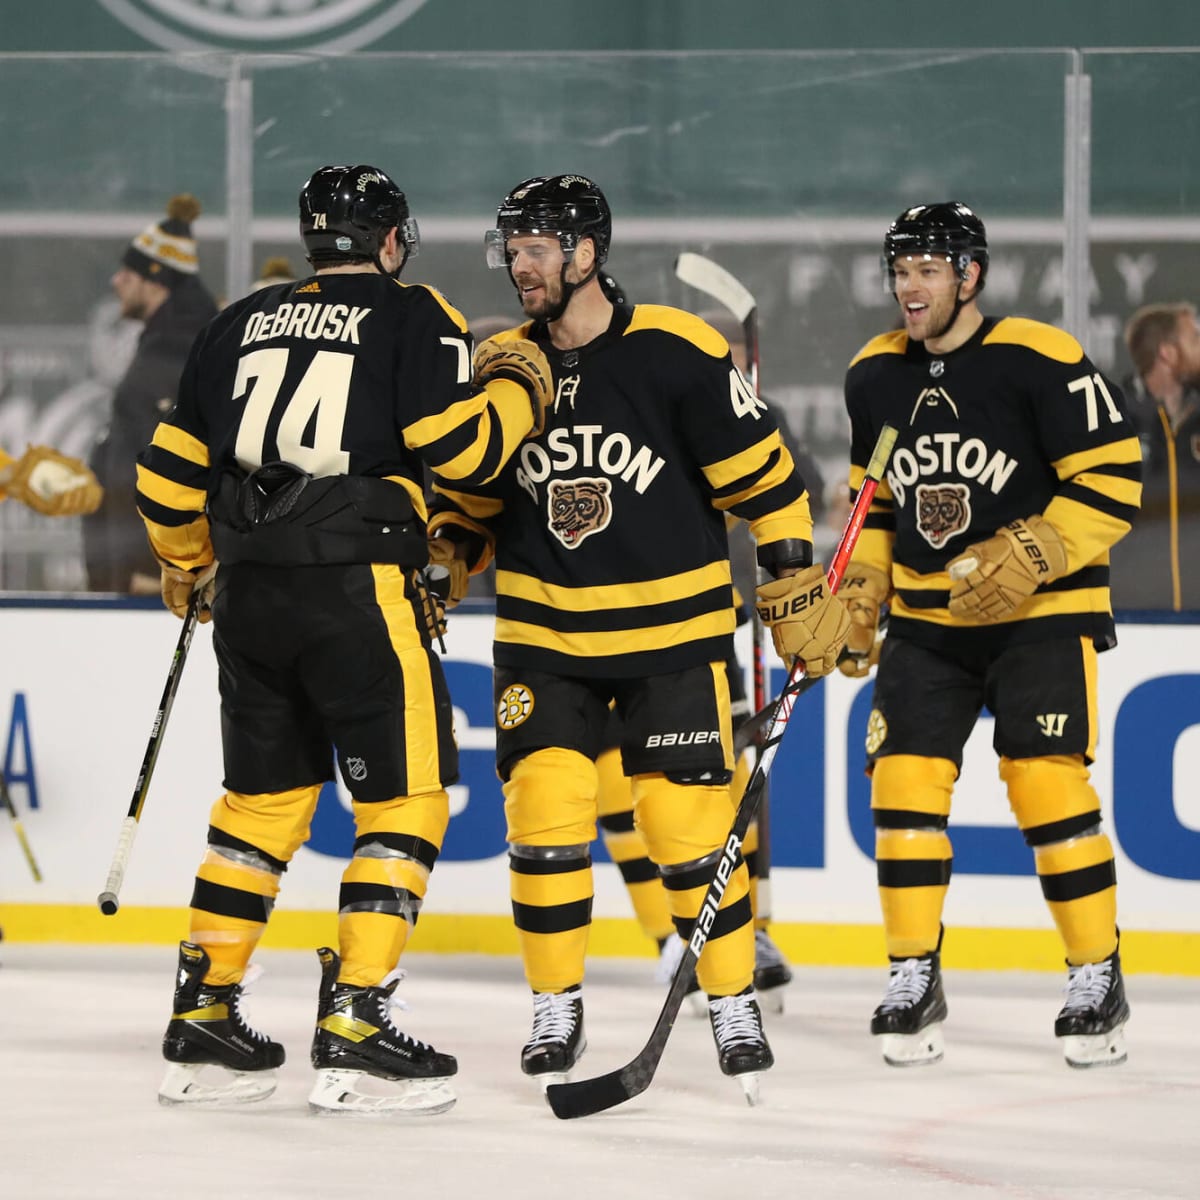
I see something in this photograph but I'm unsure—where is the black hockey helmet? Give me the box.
[485,174,611,269]
[883,201,988,288]
[299,164,419,273]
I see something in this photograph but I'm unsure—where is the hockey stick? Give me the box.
[1,766,43,882]
[674,251,777,917]
[97,593,200,915]
[546,422,897,1120]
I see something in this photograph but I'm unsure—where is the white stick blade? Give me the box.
[674,252,756,322]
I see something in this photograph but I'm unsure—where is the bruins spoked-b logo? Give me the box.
[548,477,612,549]
[497,684,535,729]
[98,0,430,52]
[915,481,972,548]
[865,708,888,756]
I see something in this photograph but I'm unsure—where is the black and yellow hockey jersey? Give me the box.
[844,315,1143,653]
[429,303,815,678]
[135,273,539,570]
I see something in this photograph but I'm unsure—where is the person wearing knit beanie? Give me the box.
[86,193,217,592]
[112,194,202,321]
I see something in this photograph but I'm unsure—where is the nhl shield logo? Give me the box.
[345,756,368,782]
[929,359,945,378]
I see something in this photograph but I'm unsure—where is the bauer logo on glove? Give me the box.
[755,564,852,679]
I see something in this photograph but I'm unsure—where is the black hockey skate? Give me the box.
[871,949,948,1067]
[1055,948,1130,1068]
[159,941,285,1105]
[753,928,794,1014]
[708,987,774,1105]
[309,947,457,1115]
[522,985,587,1089]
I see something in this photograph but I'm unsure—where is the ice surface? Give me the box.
[1,945,1196,1199]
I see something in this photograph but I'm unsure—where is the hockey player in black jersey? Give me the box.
[429,175,850,1104]
[136,164,554,1113]
[839,201,1142,1070]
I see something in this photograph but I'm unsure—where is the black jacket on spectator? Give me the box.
[84,277,217,591]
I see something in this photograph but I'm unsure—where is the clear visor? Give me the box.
[484,227,577,270]
[881,250,959,292]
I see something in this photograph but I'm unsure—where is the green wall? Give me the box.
[4,1,1199,53]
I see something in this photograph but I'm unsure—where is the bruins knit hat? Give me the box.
[121,194,201,285]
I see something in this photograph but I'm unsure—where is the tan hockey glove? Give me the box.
[0,444,103,516]
[947,515,1068,623]
[474,337,554,437]
[426,537,469,609]
[160,561,217,623]
[836,561,891,678]
[756,563,852,679]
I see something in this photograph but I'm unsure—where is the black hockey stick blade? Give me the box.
[544,871,734,1119]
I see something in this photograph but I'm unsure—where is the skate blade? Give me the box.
[308,1068,456,1116]
[527,1040,588,1094]
[757,984,787,1016]
[878,1023,945,1067]
[735,1071,764,1107]
[1062,1026,1128,1069]
[158,1062,278,1106]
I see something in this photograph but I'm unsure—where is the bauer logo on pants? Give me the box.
[498,684,535,729]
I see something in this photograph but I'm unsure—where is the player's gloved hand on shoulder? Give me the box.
[426,537,469,609]
[0,444,104,517]
[836,561,891,678]
[756,563,851,678]
[946,514,1067,622]
[160,561,218,623]
[474,337,554,438]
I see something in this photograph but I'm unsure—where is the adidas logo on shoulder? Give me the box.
[296,281,321,293]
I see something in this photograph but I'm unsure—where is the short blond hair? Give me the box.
[1124,301,1196,377]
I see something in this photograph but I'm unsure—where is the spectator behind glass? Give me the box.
[83,194,218,593]
[1110,302,1200,611]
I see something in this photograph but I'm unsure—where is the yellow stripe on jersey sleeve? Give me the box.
[407,379,530,481]
[892,586,1112,629]
[135,462,207,513]
[142,514,212,571]
[1043,494,1135,570]
[150,422,209,468]
[1051,436,1143,481]
[703,431,784,492]
[497,561,732,612]
[747,495,814,549]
